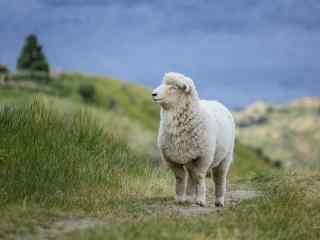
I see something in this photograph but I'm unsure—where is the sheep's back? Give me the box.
[200,100,235,160]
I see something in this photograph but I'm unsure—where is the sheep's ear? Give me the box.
[182,83,191,93]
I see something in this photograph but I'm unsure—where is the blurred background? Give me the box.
[1,1,320,239]
[1,0,320,108]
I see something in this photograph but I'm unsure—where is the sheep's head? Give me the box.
[152,72,198,109]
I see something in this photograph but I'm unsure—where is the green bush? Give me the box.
[79,83,96,102]
[106,96,117,110]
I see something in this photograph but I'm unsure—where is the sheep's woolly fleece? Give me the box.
[163,72,198,97]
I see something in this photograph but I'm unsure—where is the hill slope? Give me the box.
[0,73,160,130]
[235,98,320,168]
[0,73,161,158]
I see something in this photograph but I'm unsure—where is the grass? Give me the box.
[2,170,320,240]
[231,141,271,179]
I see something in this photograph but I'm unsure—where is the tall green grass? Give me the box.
[0,100,151,207]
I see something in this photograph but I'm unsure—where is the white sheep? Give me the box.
[152,72,235,207]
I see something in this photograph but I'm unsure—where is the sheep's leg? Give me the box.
[167,161,187,203]
[185,171,196,203]
[186,160,209,207]
[188,169,207,207]
[213,153,233,207]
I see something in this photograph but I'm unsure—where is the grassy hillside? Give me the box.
[0,73,160,158]
[235,98,320,168]
[0,74,318,239]
[0,73,160,130]
[56,73,160,130]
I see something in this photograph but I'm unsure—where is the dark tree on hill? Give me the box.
[0,64,9,74]
[0,64,9,82]
[17,34,50,73]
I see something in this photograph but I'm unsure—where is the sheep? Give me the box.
[152,72,235,207]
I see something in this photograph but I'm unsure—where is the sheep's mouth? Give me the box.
[152,98,164,103]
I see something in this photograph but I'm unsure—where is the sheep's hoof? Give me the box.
[215,202,224,208]
[195,200,207,207]
[175,196,186,204]
[185,195,196,204]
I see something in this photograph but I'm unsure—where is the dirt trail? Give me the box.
[37,218,103,239]
[34,190,258,239]
[174,190,258,216]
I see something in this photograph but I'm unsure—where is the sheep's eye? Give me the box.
[170,86,178,90]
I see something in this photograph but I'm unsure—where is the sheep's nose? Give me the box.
[152,93,158,97]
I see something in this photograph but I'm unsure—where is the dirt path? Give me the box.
[37,218,104,240]
[174,190,258,216]
[33,189,258,239]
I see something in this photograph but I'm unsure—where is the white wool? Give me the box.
[163,72,198,97]
[153,72,235,207]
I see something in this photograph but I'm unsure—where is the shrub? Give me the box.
[106,96,117,110]
[79,83,96,102]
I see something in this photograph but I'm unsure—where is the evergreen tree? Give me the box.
[0,64,9,82]
[0,64,9,74]
[17,34,50,73]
